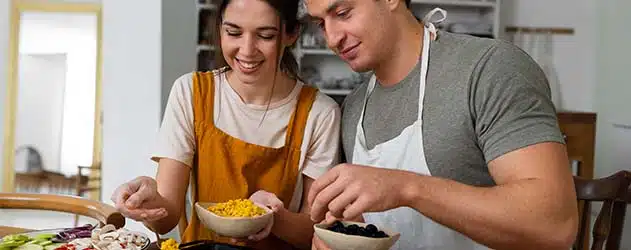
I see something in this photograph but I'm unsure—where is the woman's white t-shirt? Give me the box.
[151,70,341,211]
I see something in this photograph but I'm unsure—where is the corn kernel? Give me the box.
[207,199,266,217]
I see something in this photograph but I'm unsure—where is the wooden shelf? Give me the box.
[320,89,353,95]
[505,26,574,35]
[411,0,497,8]
[197,3,216,10]
[197,44,216,51]
[301,48,335,55]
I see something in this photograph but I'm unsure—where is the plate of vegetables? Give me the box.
[0,224,150,250]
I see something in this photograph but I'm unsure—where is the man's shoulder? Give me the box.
[433,31,531,65]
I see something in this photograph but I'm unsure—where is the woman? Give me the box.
[110,0,341,249]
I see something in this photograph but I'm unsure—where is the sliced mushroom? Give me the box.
[70,238,93,247]
[133,235,146,246]
[107,243,125,250]
[101,239,115,246]
[100,231,119,241]
[100,224,116,233]
[117,234,131,243]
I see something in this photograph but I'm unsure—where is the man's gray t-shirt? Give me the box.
[341,31,565,186]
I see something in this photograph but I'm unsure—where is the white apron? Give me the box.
[352,8,490,250]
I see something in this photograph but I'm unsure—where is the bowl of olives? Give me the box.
[313,221,400,250]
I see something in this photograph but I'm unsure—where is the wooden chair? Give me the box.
[0,192,125,237]
[75,165,101,199]
[73,165,102,227]
[573,169,631,250]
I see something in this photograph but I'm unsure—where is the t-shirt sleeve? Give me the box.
[472,41,565,163]
[301,100,342,179]
[151,73,196,167]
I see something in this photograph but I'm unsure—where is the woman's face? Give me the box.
[220,0,294,85]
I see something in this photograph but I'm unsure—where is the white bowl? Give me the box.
[314,221,400,250]
[194,201,273,238]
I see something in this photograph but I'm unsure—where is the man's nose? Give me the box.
[324,23,344,52]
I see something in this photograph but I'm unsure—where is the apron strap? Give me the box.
[180,70,216,239]
[422,8,447,37]
[283,85,318,149]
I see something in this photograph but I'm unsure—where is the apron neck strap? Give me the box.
[422,8,447,38]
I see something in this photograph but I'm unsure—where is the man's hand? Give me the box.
[307,164,412,222]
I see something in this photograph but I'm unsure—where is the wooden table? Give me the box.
[0,226,29,237]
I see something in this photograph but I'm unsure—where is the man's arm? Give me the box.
[401,142,578,249]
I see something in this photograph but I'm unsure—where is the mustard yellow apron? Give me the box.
[181,71,317,250]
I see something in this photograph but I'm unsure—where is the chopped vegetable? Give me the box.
[207,199,266,217]
[0,232,56,250]
[53,225,96,242]
[159,239,178,250]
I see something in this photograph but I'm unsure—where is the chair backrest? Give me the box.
[574,170,631,250]
[0,193,125,229]
[75,165,101,198]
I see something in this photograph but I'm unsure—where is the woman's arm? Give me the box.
[267,97,342,248]
[144,74,196,234]
[268,175,317,250]
[144,158,191,235]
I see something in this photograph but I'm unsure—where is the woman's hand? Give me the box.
[231,190,284,243]
[111,176,168,222]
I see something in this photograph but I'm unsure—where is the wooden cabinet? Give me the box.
[558,112,597,179]
[557,111,597,250]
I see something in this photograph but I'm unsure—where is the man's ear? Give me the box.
[383,0,403,11]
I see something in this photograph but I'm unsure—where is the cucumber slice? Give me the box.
[0,241,25,248]
[15,244,44,250]
[43,243,65,250]
[38,241,53,246]
[2,234,29,242]
[34,234,55,240]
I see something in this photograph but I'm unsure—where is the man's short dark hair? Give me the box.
[405,0,411,8]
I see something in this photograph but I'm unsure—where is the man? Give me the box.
[303,0,579,249]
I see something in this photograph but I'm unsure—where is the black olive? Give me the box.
[375,231,388,238]
[357,227,368,236]
[326,221,389,238]
[347,224,360,233]
[365,224,378,234]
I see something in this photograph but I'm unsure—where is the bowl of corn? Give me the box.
[195,199,273,238]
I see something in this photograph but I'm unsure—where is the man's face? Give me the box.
[304,0,391,72]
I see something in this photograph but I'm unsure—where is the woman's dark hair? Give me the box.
[213,0,302,80]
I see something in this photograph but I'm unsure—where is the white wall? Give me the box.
[594,1,631,249]
[15,54,67,173]
[501,0,597,112]
[160,0,196,118]
[100,0,196,240]
[100,0,162,240]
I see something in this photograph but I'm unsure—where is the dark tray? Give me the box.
[179,240,252,250]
